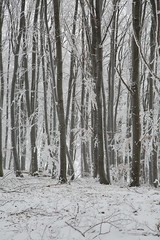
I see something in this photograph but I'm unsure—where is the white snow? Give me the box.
[0,172,160,240]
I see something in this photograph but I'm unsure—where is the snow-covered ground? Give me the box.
[0,172,160,240]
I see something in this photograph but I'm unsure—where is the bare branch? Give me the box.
[115,67,133,95]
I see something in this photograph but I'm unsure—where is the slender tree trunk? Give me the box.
[130,0,141,187]
[68,78,76,177]
[102,80,110,183]
[148,0,159,184]
[81,16,90,176]
[81,17,85,176]
[43,0,59,169]
[81,67,89,175]
[19,77,26,171]
[30,0,40,174]
[90,0,98,178]
[0,0,4,176]
[21,7,30,171]
[66,0,78,131]
[10,0,26,176]
[95,0,109,184]
[65,0,79,178]
[40,1,52,157]
[107,0,119,166]
[126,93,132,181]
[4,32,11,169]
[53,0,67,183]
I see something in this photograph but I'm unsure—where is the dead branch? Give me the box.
[65,221,85,237]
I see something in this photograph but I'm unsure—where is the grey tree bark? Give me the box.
[81,16,90,176]
[30,0,41,174]
[90,0,98,178]
[107,0,119,166]
[148,0,160,184]
[130,0,142,187]
[10,0,26,176]
[65,0,79,178]
[4,33,11,169]
[40,1,53,159]
[0,0,4,177]
[53,0,67,183]
[95,0,109,184]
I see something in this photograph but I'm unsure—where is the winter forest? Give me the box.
[0,0,160,187]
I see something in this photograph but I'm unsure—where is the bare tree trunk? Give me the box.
[65,0,79,178]
[107,0,119,167]
[22,14,30,119]
[102,80,110,183]
[4,31,11,169]
[90,0,98,178]
[20,4,31,171]
[0,0,4,177]
[10,0,26,176]
[126,93,132,180]
[53,0,67,183]
[107,2,115,166]
[81,17,85,176]
[30,0,40,174]
[81,16,90,176]
[68,77,76,177]
[130,0,141,187]
[148,0,159,184]
[66,0,78,131]
[40,1,53,159]
[95,0,109,184]
[43,0,59,169]
[19,76,26,171]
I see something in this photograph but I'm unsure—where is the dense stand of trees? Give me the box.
[0,0,159,186]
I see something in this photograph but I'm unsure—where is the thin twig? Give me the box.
[65,221,85,237]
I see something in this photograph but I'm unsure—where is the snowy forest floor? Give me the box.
[0,172,160,240]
